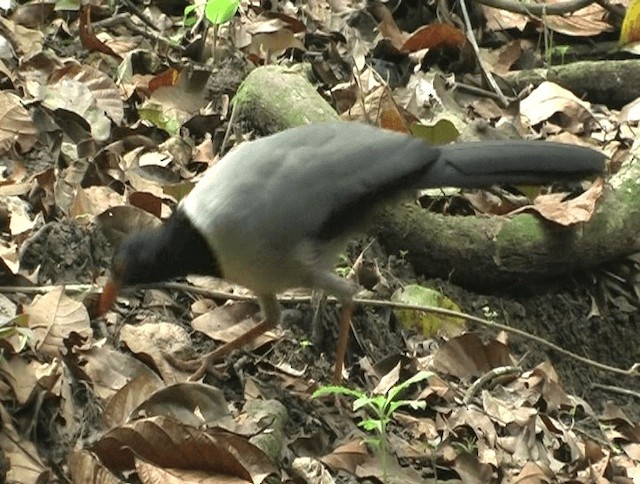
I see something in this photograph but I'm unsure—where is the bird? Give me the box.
[99,122,606,382]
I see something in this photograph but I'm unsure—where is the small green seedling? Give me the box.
[184,0,240,60]
[312,370,432,480]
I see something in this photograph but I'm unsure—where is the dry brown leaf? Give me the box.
[69,186,125,218]
[0,91,38,155]
[246,28,305,60]
[512,461,553,483]
[0,16,44,59]
[126,382,234,430]
[128,191,163,218]
[78,6,120,58]
[0,355,39,405]
[482,391,537,427]
[320,439,368,473]
[102,372,164,429]
[71,342,161,402]
[96,205,162,243]
[544,4,611,36]
[191,301,278,349]
[135,461,251,483]
[452,452,494,484]
[481,6,529,32]
[47,62,124,126]
[119,322,193,383]
[372,362,401,395]
[68,450,121,484]
[528,177,603,226]
[520,81,594,133]
[25,286,91,359]
[0,240,20,274]
[369,2,406,49]
[432,333,515,379]
[0,422,51,482]
[91,416,277,480]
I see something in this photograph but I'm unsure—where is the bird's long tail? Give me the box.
[418,140,606,188]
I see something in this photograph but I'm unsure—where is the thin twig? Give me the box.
[0,282,635,377]
[591,383,640,399]
[474,0,596,16]
[458,0,508,107]
[463,366,522,404]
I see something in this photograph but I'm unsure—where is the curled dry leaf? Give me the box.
[102,372,164,429]
[432,333,514,379]
[192,301,278,350]
[91,416,277,480]
[320,439,368,473]
[528,177,604,226]
[520,81,594,134]
[126,382,234,429]
[70,343,161,402]
[68,450,120,484]
[0,91,38,155]
[119,322,193,383]
[24,286,91,359]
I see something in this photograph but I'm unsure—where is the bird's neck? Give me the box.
[148,209,222,282]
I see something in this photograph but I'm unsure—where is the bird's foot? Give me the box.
[187,349,228,381]
[163,350,227,381]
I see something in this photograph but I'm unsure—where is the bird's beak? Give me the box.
[99,278,120,316]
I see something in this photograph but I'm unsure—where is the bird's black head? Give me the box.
[111,230,173,286]
[100,209,221,314]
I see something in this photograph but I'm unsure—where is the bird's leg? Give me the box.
[187,318,276,380]
[311,271,357,384]
[333,300,353,383]
[186,294,281,381]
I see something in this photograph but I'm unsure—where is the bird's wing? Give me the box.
[181,123,605,290]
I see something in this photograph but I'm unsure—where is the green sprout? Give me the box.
[184,0,240,60]
[312,371,432,480]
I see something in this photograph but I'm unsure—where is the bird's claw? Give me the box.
[164,349,227,381]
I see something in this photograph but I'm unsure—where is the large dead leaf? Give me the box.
[119,322,193,383]
[191,301,278,349]
[511,177,604,225]
[520,81,594,133]
[432,333,515,379]
[0,91,38,155]
[91,416,277,481]
[24,286,91,359]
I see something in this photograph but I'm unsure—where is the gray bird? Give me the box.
[100,122,606,382]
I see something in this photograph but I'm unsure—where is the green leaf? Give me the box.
[0,327,16,340]
[387,370,432,402]
[391,285,465,337]
[364,437,382,449]
[388,399,426,415]
[359,419,383,434]
[183,5,198,28]
[410,119,459,146]
[205,0,240,25]
[54,0,81,12]
[353,395,374,412]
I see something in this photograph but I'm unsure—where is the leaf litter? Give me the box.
[0,0,637,482]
